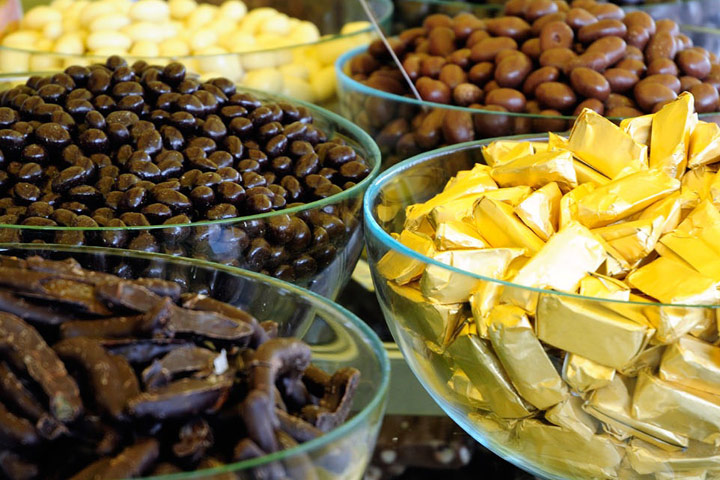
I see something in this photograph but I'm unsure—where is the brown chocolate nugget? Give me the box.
[0,253,360,479]
[0,57,371,283]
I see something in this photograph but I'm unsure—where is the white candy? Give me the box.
[186,4,216,31]
[239,7,277,35]
[1,30,39,49]
[282,76,314,103]
[242,67,283,93]
[168,0,196,20]
[221,30,255,53]
[30,52,61,70]
[129,0,170,22]
[130,40,159,57]
[42,21,64,40]
[22,6,62,30]
[190,28,217,52]
[195,46,242,80]
[53,32,84,55]
[79,2,116,24]
[219,0,247,22]
[86,31,132,51]
[310,65,335,102]
[279,62,310,80]
[260,14,291,36]
[290,21,320,44]
[122,22,168,43]
[159,37,190,57]
[205,18,235,37]
[0,51,30,72]
[90,14,130,32]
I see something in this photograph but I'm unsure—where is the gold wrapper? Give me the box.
[580,273,631,301]
[575,159,612,186]
[447,369,489,409]
[689,121,720,169]
[690,310,718,343]
[434,221,488,250]
[443,163,493,190]
[515,182,562,241]
[501,221,606,312]
[420,248,523,304]
[627,257,720,305]
[467,412,519,444]
[633,371,720,445]
[429,187,533,226]
[489,150,578,192]
[627,438,720,475]
[513,419,624,479]
[563,353,616,393]
[482,186,534,205]
[641,303,713,345]
[482,140,535,167]
[650,92,698,178]
[487,305,568,409]
[677,199,720,240]
[658,232,720,281]
[537,294,652,369]
[621,345,666,377]
[447,334,534,418]
[621,113,654,147]
[377,230,435,285]
[387,281,465,351]
[472,197,544,254]
[637,192,684,234]
[470,283,504,334]
[660,335,720,396]
[597,237,634,279]
[586,375,689,450]
[545,395,599,441]
[547,132,569,151]
[682,166,716,207]
[560,183,597,229]
[594,217,663,266]
[568,108,648,179]
[575,169,681,228]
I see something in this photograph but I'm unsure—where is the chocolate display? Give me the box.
[0,252,359,479]
[0,56,375,290]
[339,0,720,167]
[370,93,720,478]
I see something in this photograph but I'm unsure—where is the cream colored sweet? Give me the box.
[0,0,372,103]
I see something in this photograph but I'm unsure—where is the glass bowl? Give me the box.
[364,135,720,480]
[0,243,389,480]
[0,75,381,300]
[0,0,393,106]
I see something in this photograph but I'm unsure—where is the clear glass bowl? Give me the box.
[0,76,381,300]
[0,0,393,106]
[0,243,390,480]
[336,27,720,169]
[364,136,720,480]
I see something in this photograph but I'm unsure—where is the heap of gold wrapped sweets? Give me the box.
[377,92,720,479]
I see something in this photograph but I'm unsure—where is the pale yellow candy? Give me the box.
[22,6,62,31]
[242,67,283,93]
[279,62,310,80]
[123,22,170,43]
[206,18,236,37]
[159,37,190,57]
[89,47,128,57]
[312,37,356,66]
[239,8,277,35]
[1,30,40,49]
[62,15,80,34]
[291,21,321,44]
[79,1,116,25]
[53,32,84,55]
[340,21,371,35]
[282,76,315,102]
[129,0,170,22]
[86,31,132,51]
[130,40,159,57]
[43,21,64,40]
[30,52,61,70]
[190,28,218,52]
[0,51,30,72]
[186,4,217,31]
[50,0,74,10]
[195,46,242,80]
[219,0,247,22]
[243,51,280,70]
[221,31,256,53]
[169,0,196,20]
[260,14,291,36]
[309,64,335,102]
[107,0,132,15]
[90,14,130,32]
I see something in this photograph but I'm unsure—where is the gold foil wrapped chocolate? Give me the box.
[580,274,631,301]
[434,221,488,250]
[650,93,698,178]
[594,217,663,266]
[627,439,720,475]
[377,230,435,285]
[515,182,562,241]
[621,114,654,147]
[563,353,616,393]
[489,150,578,192]
[473,197,544,254]
[660,336,720,396]
[689,121,720,169]
[560,183,597,229]
[545,395,599,441]
[627,257,720,305]
[568,108,648,179]
[482,140,534,167]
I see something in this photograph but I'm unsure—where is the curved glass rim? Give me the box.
[0,0,393,59]
[336,26,720,122]
[363,133,720,310]
[0,79,382,231]
[0,243,391,480]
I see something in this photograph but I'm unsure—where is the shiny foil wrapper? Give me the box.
[501,221,606,312]
[627,257,720,305]
[689,121,720,169]
[545,395,599,441]
[574,160,612,186]
[643,304,715,345]
[470,283,504,333]
[594,217,663,267]
[447,334,534,419]
[513,419,624,479]
[537,294,652,369]
[568,108,648,179]
[563,353,616,393]
[482,140,535,167]
[621,114,654,147]
[636,191,684,235]
[580,273,631,301]
[650,93,698,179]
[658,232,720,281]
[633,371,720,445]
[515,182,562,241]
[627,439,720,476]
[620,345,666,378]
[473,197,544,255]
[377,230,435,285]
[560,183,597,229]
[682,166,716,208]
[487,306,568,409]
[547,132,569,151]
[575,169,681,229]
[434,221,488,250]
[659,336,720,396]
[490,150,578,193]
[447,370,489,410]
[586,375,688,450]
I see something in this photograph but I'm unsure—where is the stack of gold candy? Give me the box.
[377,92,720,479]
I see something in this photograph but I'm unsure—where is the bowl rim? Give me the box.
[0,0,394,59]
[336,24,720,122]
[0,80,382,231]
[0,243,391,480]
[363,133,720,310]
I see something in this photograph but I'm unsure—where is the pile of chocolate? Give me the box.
[0,56,371,282]
[0,254,359,479]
